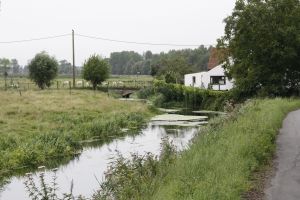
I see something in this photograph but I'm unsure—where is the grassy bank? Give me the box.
[0,90,152,178]
[95,98,300,200]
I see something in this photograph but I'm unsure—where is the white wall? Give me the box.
[184,65,234,90]
[184,72,206,88]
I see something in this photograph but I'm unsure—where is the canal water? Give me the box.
[0,121,201,200]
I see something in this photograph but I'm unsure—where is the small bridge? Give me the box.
[106,89,137,98]
[121,90,135,98]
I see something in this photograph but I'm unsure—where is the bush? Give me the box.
[82,55,110,90]
[152,93,166,107]
[139,80,230,110]
[137,86,154,99]
[28,52,58,89]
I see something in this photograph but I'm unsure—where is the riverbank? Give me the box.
[151,98,300,200]
[0,90,152,180]
[1,122,198,200]
[93,98,300,200]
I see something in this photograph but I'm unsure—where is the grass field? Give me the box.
[0,75,153,90]
[94,98,300,200]
[0,89,152,179]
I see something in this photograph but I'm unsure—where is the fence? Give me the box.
[0,79,153,91]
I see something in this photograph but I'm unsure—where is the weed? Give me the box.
[24,166,87,200]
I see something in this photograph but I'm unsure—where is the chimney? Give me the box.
[207,48,220,70]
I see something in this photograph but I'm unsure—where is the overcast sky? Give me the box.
[0,0,236,66]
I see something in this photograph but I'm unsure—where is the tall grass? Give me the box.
[0,90,152,180]
[91,98,300,200]
[93,138,177,200]
[150,98,300,200]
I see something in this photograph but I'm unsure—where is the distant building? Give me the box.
[184,48,234,91]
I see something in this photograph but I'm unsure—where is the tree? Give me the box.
[82,55,110,90]
[57,60,71,75]
[218,0,300,97]
[0,58,11,89]
[107,47,211,76]
[144,51,153,60]
[11,59,20,75]
[158,55,192,84]
[0,58,11,75]
[109,51,143,75]
[28,52,58,89]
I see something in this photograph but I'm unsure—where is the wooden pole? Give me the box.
[72,30,76,88]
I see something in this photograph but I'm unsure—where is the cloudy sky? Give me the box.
[0,0,236,66]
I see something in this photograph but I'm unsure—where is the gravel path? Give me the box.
[265,110,300,200]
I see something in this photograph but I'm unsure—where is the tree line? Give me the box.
[0,58,81,77]
[109,45,212,82]
[1,45,211,78]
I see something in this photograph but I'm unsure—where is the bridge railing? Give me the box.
[98,80,153,89]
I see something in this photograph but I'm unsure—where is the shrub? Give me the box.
[28,52,58,89]
[82,55,110,90]
[152,93,166,107]
[137,86,154,99]
[144,80,230,110]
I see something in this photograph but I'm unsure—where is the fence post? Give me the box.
[69,81,71,94]
[57,81,59,89]
[107,82,109,97]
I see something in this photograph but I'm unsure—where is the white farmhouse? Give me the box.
[184,64,234,90]
[184,48,234,91]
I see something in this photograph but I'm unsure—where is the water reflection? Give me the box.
[0,123,199,200]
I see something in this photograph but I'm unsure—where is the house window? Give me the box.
[210,76,226,85]
[192,76,196,85]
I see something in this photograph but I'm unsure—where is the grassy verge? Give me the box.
[0,90,152,179]
[93,98,300,200]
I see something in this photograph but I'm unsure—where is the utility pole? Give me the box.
[72,29,75,88]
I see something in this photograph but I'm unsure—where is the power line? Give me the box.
[0,32,215,47]
[0,34,71,44]
[75,33,211,47]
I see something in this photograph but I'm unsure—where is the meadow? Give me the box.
[0,89,152,179]
[0,75,153,90]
